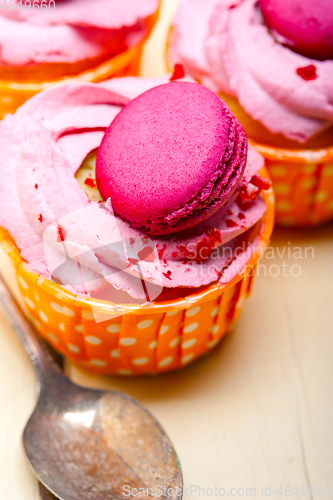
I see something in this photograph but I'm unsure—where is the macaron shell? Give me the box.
[96,82,247,234]
[259,0,333,60]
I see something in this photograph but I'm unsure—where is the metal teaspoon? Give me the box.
[0,274,183,500]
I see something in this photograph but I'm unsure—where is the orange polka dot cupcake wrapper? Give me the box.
[0,167,274,376]
[0,7,160,120]
[253,142,333,227]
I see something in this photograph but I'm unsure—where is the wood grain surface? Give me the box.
[0,1,333,498]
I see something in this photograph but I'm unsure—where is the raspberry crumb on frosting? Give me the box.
[57,225,66,243]
[170,64,185,81]
[296,65,317,81]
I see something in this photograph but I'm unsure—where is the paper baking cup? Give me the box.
[252,143,333,227]
[0,8,160,120]
[0,168,274,376]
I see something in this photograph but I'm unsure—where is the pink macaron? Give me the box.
[260,0,333,60]
[96,82,247,235]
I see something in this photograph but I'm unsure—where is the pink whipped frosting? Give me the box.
[0,0,158,66]
[169,0,333,143]
[0,76,267,300]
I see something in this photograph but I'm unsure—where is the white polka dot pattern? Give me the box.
[39,311,49,323]
[169,337,181,348]
[158,356,173,368]
[182,339,197,349]
[18,277,28,290]
[90,359,107,367]
[183,323,198,334]
[117,369,133,376]
[132,357,150,366]
[23,297,35,310]
[50,302,74,317]
[48,333,59,343]
[120,338,137,346]
[265,156,333,226]
[181,353,194,364]
[107,324,121,333]
[85,336,101,345]
[137,320,153,329]
[68,344,80,353]
[185,306,201,317]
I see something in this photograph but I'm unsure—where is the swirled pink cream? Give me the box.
[0,76,269,300]
[169,0,333,143]
[0,0,159,66]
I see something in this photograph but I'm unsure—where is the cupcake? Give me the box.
[0,76,274,376]
[0,0,160,118]
[169,0,333,226]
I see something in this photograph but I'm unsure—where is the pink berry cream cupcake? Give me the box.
[169,0,333,226]
[0,0,160,119]
[0,76,274,376]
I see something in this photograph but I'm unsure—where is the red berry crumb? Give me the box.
[250,174,271,191]
[138,246,154,262]
[163,271,172,280]
[225,219,238,228]
[57,225,66,242]
[158,243,167,260]
[296,65,317,81]
[35,183,38,189]
[238,213,246,220]
[84,178,96,188]
[38,214,43,222]
[170,63,185,81]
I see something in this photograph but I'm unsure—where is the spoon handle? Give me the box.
[0,274,61,384]
[39,483,57,500]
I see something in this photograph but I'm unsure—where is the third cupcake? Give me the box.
[169,0,333,226]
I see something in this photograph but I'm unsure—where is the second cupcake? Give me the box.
[0,0,160,118]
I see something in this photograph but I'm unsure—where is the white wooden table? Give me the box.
[1,1,333,498]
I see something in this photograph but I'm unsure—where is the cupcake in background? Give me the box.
[169,0,333,226]
[0,0,160,118]
[0,76,274,376]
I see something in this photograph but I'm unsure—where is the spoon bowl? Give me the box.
[0,275,182,500]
